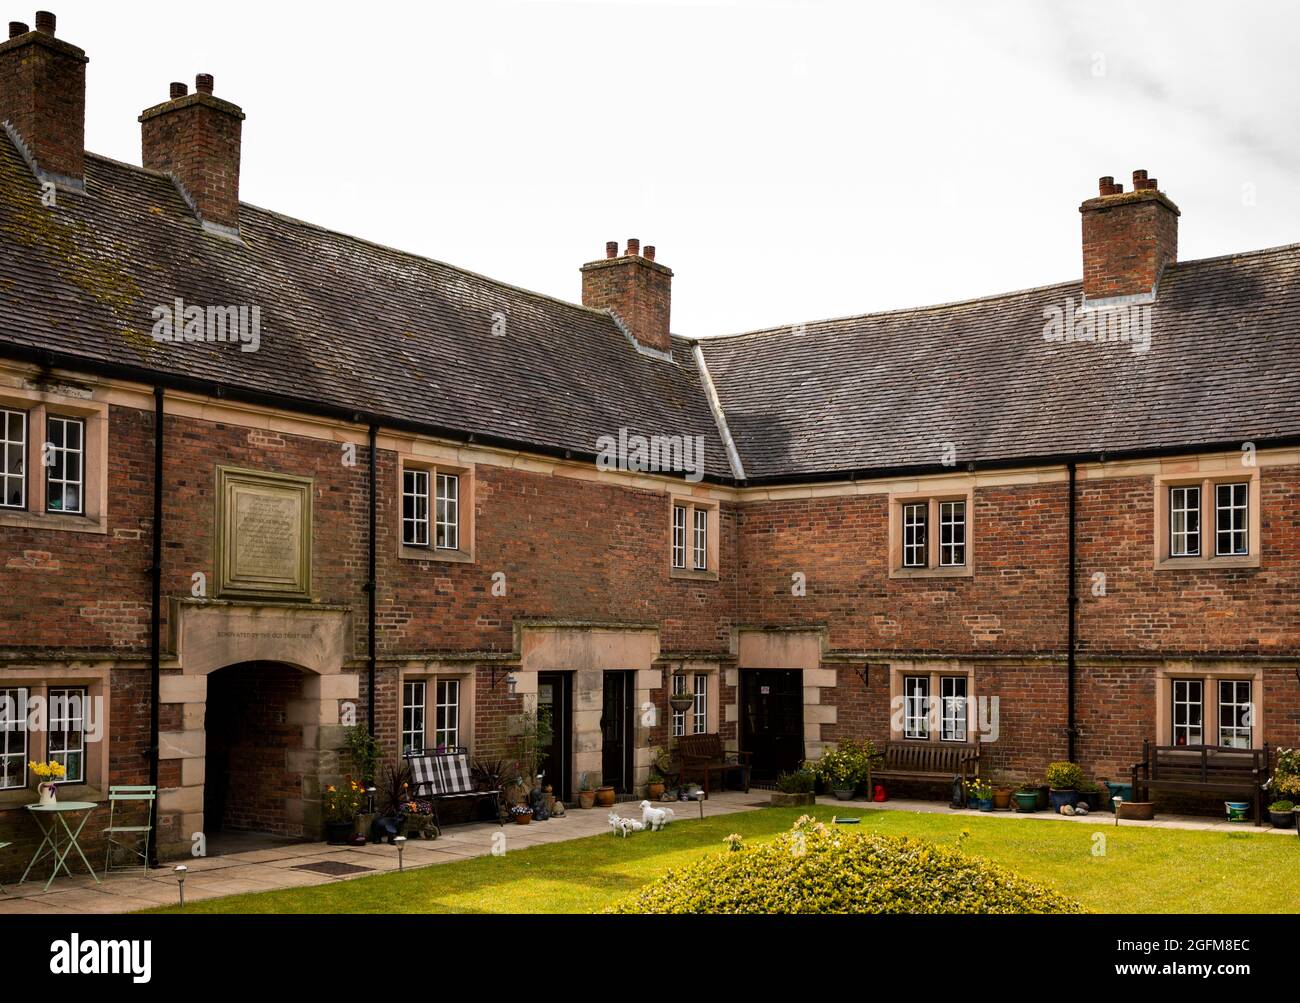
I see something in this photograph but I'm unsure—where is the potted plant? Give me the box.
[770,769,816,807]
[1012,781,1039,813]
[510,804,534,825]
[596,783,617,808]
[322,778,365,844]
[966,777,994,811]
[1268,800,1295,829]
[646,771,666,801]
[991,776,1013,811]
[1076,780,1104,812]
[1045,761,1084,810]
[577,773,596,809]
[29,759,66,806]
[400,798,439,839]
[668,675,695,714]
[810,739,879,800]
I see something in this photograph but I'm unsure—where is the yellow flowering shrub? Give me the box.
[606,816,1084,915]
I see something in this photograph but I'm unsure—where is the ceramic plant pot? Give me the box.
[1012,792,1039,813]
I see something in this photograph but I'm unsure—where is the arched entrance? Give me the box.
[204,661,312,841]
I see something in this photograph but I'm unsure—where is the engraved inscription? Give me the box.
[232,491,299,581]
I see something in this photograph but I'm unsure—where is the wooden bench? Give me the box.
[675,734,751,797]
[1131,740,1271,826]
[405,746,504,829]
[872,741,980,792]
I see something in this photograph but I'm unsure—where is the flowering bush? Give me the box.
[401,799,435,817]
[606,816,1084,914]
[509,804,534,817]
[1045,761,1084,790]
[1269,748,1300,799]
[323,778,365,823]
[809,739,880,790]
[723,833,744,852]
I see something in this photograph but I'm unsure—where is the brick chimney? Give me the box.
[1079,170,1179,305]
[581,239,673,354]
[0,11,88,185]
[140,73,245,236]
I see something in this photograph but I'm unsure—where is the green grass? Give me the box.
[146,808,1300,914]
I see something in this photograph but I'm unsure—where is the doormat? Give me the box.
[290,860,376,877]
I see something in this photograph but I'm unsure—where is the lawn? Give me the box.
[147,807,1300,914]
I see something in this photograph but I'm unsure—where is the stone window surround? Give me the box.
[887,485,975,579]
[0,384,109,535]
[887,661,977,743]
[397,667,476,756]
[669,494,719,581]
[397,453,474,564]
[1153,465,1261,570]
[0,665,110,811]
[1153,662,1264,749]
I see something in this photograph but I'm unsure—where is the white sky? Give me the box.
[54,0,1300,337]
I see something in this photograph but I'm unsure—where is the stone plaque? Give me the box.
[215,467,313,599]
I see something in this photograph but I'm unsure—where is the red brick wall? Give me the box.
[0,25,87,182]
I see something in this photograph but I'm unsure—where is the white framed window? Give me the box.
[692,673,708,734]
[47,687,86,783]
[435,473,459,551]
[1215,483,1248,557]
[672,505,687,570]
[902,502,927,568]
[671,673,687,737]
[402,681,426,754]
[940,676,967,742]
[904,676,929,740]
[693,508,708,571]
[1171,679,1203,746]
[403,469,430,547]
[1218,679,1252,749]
[939,501,966,567]
[435,678,460,748]
[45,415,84,515]
[1170,485,1201,558]
[1,407,26,510]
[0,687,27,790]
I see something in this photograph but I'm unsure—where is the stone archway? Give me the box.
[156,600,355,859]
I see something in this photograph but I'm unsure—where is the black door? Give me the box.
[741,669,805,784]
[537,672,572,802]
[600,671,634,794]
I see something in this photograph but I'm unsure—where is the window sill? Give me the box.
[0,509,107,535]
[0,785,104,812]
[889,565,973,580]
[1154,554,1260,571]
[670,567,719,583]
[400,545,474,565]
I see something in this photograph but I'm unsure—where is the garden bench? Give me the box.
[1130,740,1271,826]
[674,734,751,797]
[405,747,503,829]
[872,741,980,792]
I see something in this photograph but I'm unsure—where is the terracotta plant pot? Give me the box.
[992,788,1012,810]
[578,790,595,809]
[647,781,665,800]
[513,809,533,825]
[1116,801,1155,821]
[595,786,616,808]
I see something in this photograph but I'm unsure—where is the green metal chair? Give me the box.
[0,841,10,893]
[103,786,156,876]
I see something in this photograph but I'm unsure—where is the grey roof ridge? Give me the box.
[697,239,1300,345]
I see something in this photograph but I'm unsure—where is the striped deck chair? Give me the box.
[405,747,503,828]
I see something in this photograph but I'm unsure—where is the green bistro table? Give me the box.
[20,802,101,892]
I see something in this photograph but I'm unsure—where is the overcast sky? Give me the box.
[55,0,1300,337]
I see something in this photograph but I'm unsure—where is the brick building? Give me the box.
[0,13,1296,874]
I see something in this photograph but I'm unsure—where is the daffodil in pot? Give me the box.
[30,760,66,806]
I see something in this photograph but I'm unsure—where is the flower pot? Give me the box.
[513,810,532,825]
[832,787,856,801]
[647,781,665,800]
[1267,810,1294,829]
[1035,785,1049,811]
[578,790,596,809]
[1117,801,1155,821]
[1012,791,1039,813]
[669,696,694,714]
[978,798,994,812]
[37,782,57,807]
[1048,789,1077,811]
[324,820,354,845]
[595,786,616,808]
[1104,782,1133,813]
[1079,790,1103,812]
[992,788,1012,810]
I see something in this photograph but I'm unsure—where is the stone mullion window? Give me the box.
[0,407,26,509]
[1215,483,1248,557]
[402,469,430,547]
[940,675,967,742]
[1169,485,1201,557]
[402,680,427,754]
[1155,467,1259,570]
[1218,679,1252,748]
[903,676,929,740]
[47,687,87,783]
[0,688,26,790]
[434,679,460,749]
[671,505,688,569]
[692,673,708,734]
[1171,679,1204,746]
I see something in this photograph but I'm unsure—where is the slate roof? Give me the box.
[699,245,1300,481]
[0,141,733,479]
[1,134,1297,486]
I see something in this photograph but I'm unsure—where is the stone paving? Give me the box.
[1,790,1291,914]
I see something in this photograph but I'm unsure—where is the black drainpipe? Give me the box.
[1066,461,1078,763]
[367,423,378,737]
[147,387,164,867]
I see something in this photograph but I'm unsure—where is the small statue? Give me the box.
[551,800,566,817]
[640,801,676,831]
[608,812,643,838]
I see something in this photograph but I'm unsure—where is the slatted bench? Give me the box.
[1131,740,1271,826]
[675,734,751,798]
[405,746,504,829]
[872,741,981,793]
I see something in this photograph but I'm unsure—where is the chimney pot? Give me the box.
[1098,176,1114,196]
[8,20,27,37]
[644,245,656,262]
[33,9,53,34]
[196,73,214,95]
[626,238,640,257]
[169,81,188,100]
[605,241,618,259]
